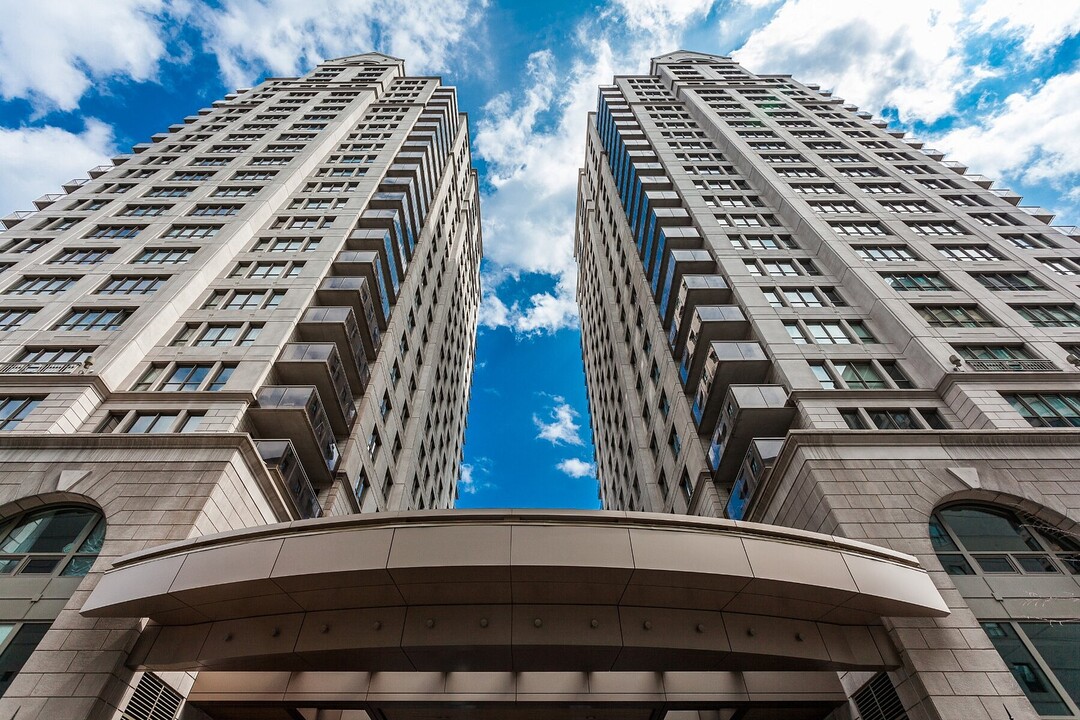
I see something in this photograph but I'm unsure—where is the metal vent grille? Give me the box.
[852,672,910,720]
[121,672,182,720]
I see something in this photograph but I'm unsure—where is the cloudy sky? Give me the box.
[1,0,1077,508]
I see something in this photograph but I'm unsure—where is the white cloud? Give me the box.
[197,0,485,88]
[533,398,585,446]
[459,463,478,494]
[556,457,596,478]
[0,1,171,111]
[0,121,116,216]
[458,457,494,495]
[733,1,980,123]
[970,0,1080,56]
[930,69,1080,194]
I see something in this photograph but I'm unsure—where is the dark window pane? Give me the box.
[1016,555,1059,574]
[0,508,97,553]
[975,555,1017,573]
[939,506,1042,552]
[983,622,1069,715]
[19,557,60,574]
[938,554,975,575]
[1020,622,1080,708]
[60,556,96,577]
[0,623,51,697]
[929,516,959,551]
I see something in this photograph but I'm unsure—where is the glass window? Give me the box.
[1005,393,1080,428]
[982,622,1071,716]
[0,397,41,430]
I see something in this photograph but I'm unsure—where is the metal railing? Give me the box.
[966,359,1059,372]
[0,361,88,375]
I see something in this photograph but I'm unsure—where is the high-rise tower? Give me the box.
[576,51,1080,720]
[0,53,480,716]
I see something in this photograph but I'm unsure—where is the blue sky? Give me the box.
[0,1,1077,509]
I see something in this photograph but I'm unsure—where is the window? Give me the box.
[1015,305,1080,327]
[916,305,995,327]
[230,261,303,278]
[85,225,142,239]
[133,248,195,264]
[0,397,41,430]
[811,360,910,389]
[729,234,796,250]
[936,245,1000,261]
[974,273,1046,292]
[0,505,104,579]
[830,221,888,236]
[118,204,169,217]
[14,348,93,369]
[144,187,191,198]
[839,407,947,430]
[203,289,285,310]
[97,276,166,295]
[172,323,260,347]
[879,200,936,213]
[982,622,1080,716]
[857,182,908,194]
[212,186,260,198]
[881,273,954,291]
[125,412,181,433]
[54,308,130,331]
[1002,233,1059,250]
[134,363,235,392]
[856,246,917,262]
[190,204,241,217]
[1040,258,1080,276]
[1004,393,1080,428]
[906,221,966,236]
[809,200,863,214]
[0,309,36,331]
[163,224,221,239]
[48,248,114,265]
[7,276,78,295]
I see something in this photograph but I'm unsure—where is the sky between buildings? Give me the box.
[0,0,1077,509]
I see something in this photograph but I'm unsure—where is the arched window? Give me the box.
[0,505,105,697]
[929,504,1079,577]
[930,504,1080,717]
[0,505,104,577]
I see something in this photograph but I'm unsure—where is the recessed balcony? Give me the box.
[659,249,717,327]
[691,342,770,431]
[646,223,701,298]
[249,386,340,485]
[347,226,403,302]
[315,276,381,361]
[256,440,322,520]
[725,437,785,521]
[668,275,732,355]
[678,306,750,393]
[275,343,357,436]
[705,385,795,483]
[333,250,390,329]
[296,306,371,393]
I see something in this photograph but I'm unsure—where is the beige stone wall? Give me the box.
[753,431,1080,720]
[0,435,285,720]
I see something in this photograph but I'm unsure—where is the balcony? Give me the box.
[295,306,370,393]
[646,224,701,298]
[63,178,90,192]
[992,188,1022,206]
[315,276,381,360]
[0,360,89,375]
[87,165,113,179]
[691,342,770,431]
[333,250,390,329]
[275,343,357,436]
[249,386,339,485]
[942,160,968,175]
[965,359,1059,372]
[131,142,152,153]
[725,438,785,521]
[0,211,33,229]
[33,194,65,210]
[678,306,750,393]
[658,249,717,327]
[1019,206,1054,223]
[1053,225,1080,240]
[347,226,403,302]
[967,174,994,189]
[668,275,732,355]
[706,386,795,483]
[256,440,321,520]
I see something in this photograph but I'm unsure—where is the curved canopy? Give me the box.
[82,510,948,673]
